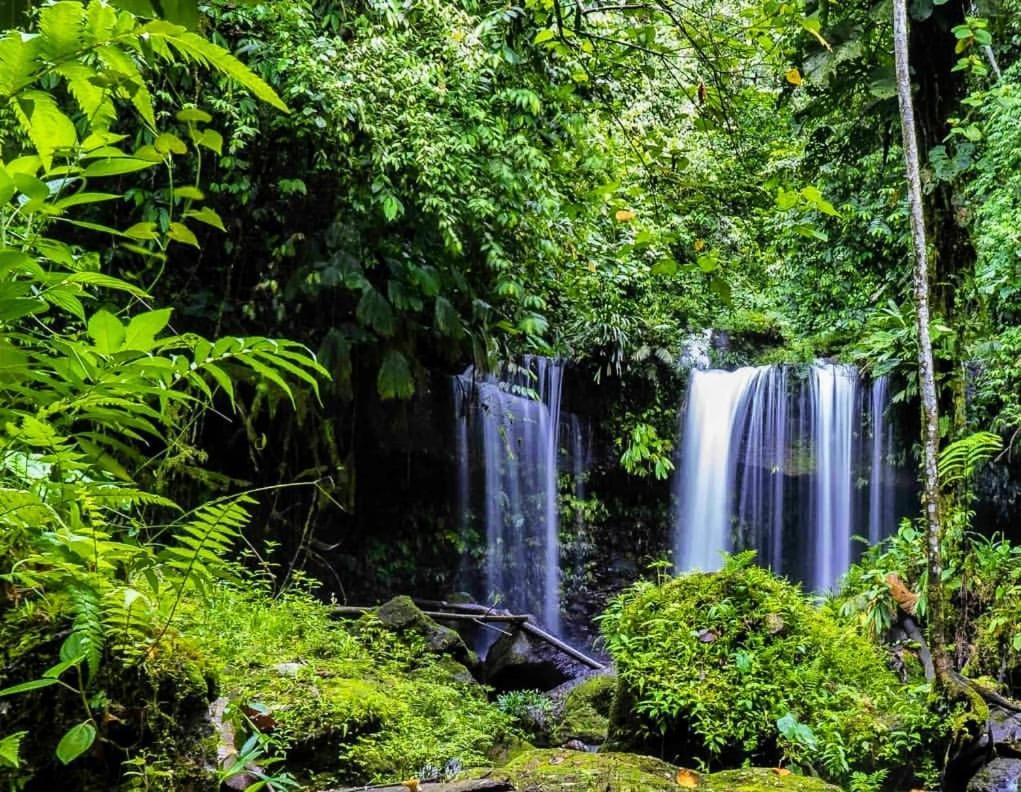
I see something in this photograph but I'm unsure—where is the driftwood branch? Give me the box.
[332,603,605,670]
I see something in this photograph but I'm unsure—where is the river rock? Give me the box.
[483,627,588,692]
[967,757,1021,792]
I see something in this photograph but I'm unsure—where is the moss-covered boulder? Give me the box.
[183,587,514,786]
[494,749,841,791]
[599,553,941,790]
[373,595,476,667]
[554,675,615,745]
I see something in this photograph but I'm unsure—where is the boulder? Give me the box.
[484,628,589,692]
[553,674,615,746]
[373,596,476,667]
[967,757,1021,792]
[490,749,841,791]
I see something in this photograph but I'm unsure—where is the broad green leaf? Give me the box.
[15,91,78,170]
[123,308,172,351]
[56,722,96,765]
[168,222,199,247]
[83,157,157,178]
[88,309,125,353]
[183,206,225,231]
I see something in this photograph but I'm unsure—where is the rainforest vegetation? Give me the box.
[2,0,1021,790]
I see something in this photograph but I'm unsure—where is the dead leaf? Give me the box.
[697,629,717,643]
[401,780,420,792]
[785,67,803,86]
[615,209,636,222]
[885,572,919,614]
[772,767,792,776]
[549,755,566,765]
[676,768,700,788]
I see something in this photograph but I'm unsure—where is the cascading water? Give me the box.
[869,376,896,544]
[673,362,908,589]
[809,363,858,590]
[452,356,566,634]
[675,367,760,572]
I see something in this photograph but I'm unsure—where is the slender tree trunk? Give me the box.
[892,0,950,678]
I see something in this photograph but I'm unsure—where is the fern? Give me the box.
[68,585,105,682]
[161,495,256,594]
[938,431,1003,487]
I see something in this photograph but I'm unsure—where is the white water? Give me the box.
[453,356,566,634]
[809,363,858,590]
[673,362,903,589]
[674,367,761,571]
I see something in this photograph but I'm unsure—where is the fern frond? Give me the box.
[162,495,255,594]
[68,585,105,681]
[938,431,1003,487]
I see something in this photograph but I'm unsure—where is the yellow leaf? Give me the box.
[773,767,792,776]
[694,238,705,252]
[785,67,803,86]
[615,209,636,222]
[401,781,419,792]
[587,262,596,272]
[676,768,701,788]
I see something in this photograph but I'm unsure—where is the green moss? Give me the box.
[487,749,841,791]
[599,553,940,790]
[555,675,615,744]
[181,585,514,785]
[501,748,683,791]
[704,768,842,791]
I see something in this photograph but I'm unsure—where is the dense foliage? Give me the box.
[599,555,941,790]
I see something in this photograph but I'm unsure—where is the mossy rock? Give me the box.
[494,749,841,792]
[555,675,615,744]
[500,749,682,791]
[372,595,476,666]
[704,768,842,791]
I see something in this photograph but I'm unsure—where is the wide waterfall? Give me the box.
[673,362,906,590]
[452,356,567,634]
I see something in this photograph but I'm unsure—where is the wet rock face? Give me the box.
[483,629,589,692]
[967,757,1021,792]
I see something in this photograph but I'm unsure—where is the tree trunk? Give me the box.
[892,0,950,678]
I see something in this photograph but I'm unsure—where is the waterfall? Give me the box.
[453,356,565,634]
[674,367,761,571]
[808,363,858,590]
[868,376,895,544]
[673,362,904,589]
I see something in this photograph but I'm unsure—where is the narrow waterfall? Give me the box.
[674,367,760,571]
[453,356,565,634]
[808,363,859,591]
[868,377,895,544]
[673,362,905,589]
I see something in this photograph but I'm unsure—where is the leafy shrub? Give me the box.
[599,553,941,790]
[496,690,555,742]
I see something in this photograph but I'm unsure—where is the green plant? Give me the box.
[0,0,326,781]
[599,553,941,790]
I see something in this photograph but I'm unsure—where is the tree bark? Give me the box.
[892,0,950,678]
